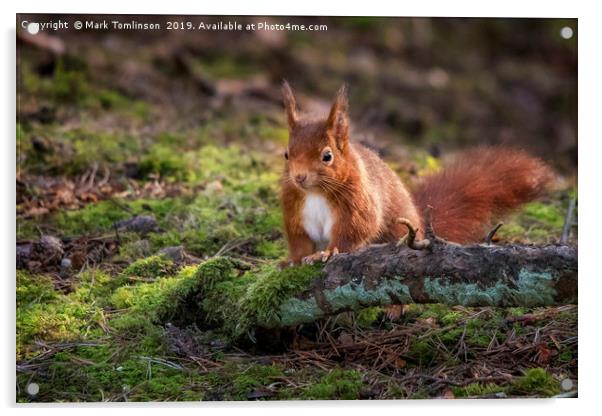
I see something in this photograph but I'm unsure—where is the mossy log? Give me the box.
[166,240,577,336]
[271,242,577,328]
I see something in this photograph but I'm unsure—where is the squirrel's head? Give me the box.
[281,81,350,192]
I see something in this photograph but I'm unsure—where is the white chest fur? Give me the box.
[302,193,334,249]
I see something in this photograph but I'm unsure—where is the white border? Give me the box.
[3,1,599,415]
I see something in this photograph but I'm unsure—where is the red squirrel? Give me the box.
[279,81,553,266]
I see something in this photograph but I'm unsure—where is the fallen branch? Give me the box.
[269,241,577,328]
[164,239,577,336]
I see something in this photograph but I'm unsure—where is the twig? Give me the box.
[485,223,504,245]
[423,205,436,240]
[560,197,577,245]
[136,356,183,370]
[396,218,431,250]
[214,238,252,257]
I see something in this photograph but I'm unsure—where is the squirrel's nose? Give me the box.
[295,174,307,185]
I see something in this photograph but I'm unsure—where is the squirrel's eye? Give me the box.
[284,151,288,160]
[322,151,333,163]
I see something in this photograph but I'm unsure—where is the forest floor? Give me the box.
[16,17,577,401]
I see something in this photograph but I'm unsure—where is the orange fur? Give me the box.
[413,146,553,243]
[280,82,552,264]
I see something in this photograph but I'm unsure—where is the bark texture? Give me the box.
[267,242,577,327]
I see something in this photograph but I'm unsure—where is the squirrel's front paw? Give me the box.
[302,248,338,265]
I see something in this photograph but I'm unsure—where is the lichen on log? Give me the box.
[269,242,577,328]
[173,240,576,336]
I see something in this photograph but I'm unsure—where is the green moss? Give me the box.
[18,342,206,402]
[230,364,283,399]
[198,56,262,79]
[419,304,454,321]
[499,200,567,243]
[123,255,177,279]
[139,143,195,181]
[240,263,322,329]
[17,295,102,359]
[497,222,527,240]
[21,142,284,262]
[452,382,506,398]
[523,202,564,228]
[301,368,364,400]
[248,114,289,144]
[17,270,57,307]
[51,197,182,237]
[199,272,253,333]
[441,311,463,325]
[68,130,141,173]
[408,340,437,365]
[115,235,153,262]
[134,145,281,257]
[556,347,574,363]
[507,307,528,317]
[18,124,142,175]
[16,269,119,359]
[51,59,91,104]
[254,240,286,259]
[510,368,560,396]
[110,265,197,327]
[71,269,116,305]
[98,89,129,109]
[439,328,464,346]
[110,257,243,335]
[355,306,382,328]
[54,200,131,236]
[97,89,151,119]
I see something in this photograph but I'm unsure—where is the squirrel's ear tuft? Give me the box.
[281,80,298,129]
[326,84,349,150]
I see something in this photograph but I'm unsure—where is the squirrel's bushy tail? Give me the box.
[412,147,553,244]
